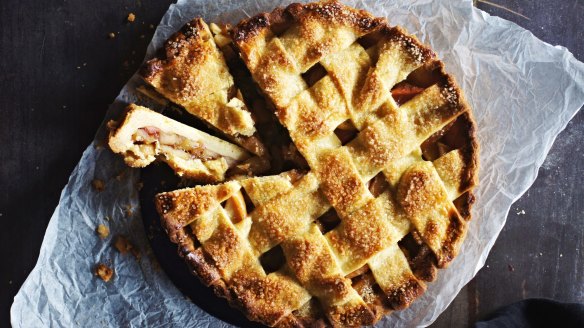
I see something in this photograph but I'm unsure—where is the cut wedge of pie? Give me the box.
[108,104,250,182]
[140,18,268,159]
[110,1,479,327]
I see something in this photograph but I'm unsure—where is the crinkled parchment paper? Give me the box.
[11,0,584,327]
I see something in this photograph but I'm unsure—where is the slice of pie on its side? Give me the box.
[108,104,250,183]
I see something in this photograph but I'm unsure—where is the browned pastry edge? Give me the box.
[140,18,206,80]
[151,1,480,327]
[232,1,385,44]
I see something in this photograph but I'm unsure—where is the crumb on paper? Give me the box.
[108,32,116,39]
[127,13,136,22]
[96,224,110,239]
[539,252,543,256]
[92,179,105,192]
[124,204,133,218]
[93,139,106,150]
[507,264,515,272]
[114,235,141,259]
[95,263,114,282]
[115,169,127,181]
[516,209,525,215]
[560,253,563,258]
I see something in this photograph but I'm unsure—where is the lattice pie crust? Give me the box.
[108,1,479,327]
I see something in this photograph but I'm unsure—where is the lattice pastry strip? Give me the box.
[326,191,410,275]
[157,174,318,325]
[319,43,372,115]
[248,172,330,254]
[232,1,384,108]
[281,224,375,326]
[366,149,473,308]
[351,27,435,128]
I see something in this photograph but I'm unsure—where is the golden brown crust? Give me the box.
[146,1,480,327]
[140,18,268,161]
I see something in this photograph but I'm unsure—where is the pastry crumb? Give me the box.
[114,235,141,259]
[96,224,110,239]
[95,263,114,282]
[108,32,116,39]
[92,179,105,192]
[124,204,133,217]
[516,209,525,215]
[115,169,127,181]
[127,13,136,22]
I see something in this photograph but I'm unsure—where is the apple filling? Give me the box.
[133,126,237,166]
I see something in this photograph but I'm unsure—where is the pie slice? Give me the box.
[125,1,480,327]
[140,18,268,159]
[108,104,250,182]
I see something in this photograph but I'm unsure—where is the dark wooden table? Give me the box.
[1,1,582,327]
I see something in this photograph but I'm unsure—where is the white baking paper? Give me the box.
[11,0,584,327]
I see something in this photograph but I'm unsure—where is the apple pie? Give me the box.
[110,1,479,327]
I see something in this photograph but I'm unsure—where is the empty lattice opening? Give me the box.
[281,143,310,171]
[398,232,437,282]
[334,120,359,146]
[391,81,425,106]
[367,172,390,197]
[420,121,455,161]
[185,227,203,251]
[315,208,342,234]
[240,188,255,213]
[438,112,475,150]
[405,60,447,88]
[356,30,384,50]
[391,61,448,106]
[220,188,255,224]
[259,244,285,274]
[301,63,327,87]
[270,19,294,37]
[421,111,476,161]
